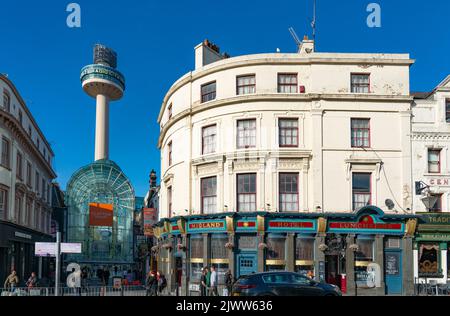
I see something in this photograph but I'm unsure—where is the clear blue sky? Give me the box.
[0,0,449,196]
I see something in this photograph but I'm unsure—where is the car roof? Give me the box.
[239,271,302,278]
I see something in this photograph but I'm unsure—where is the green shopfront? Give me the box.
[415,213,450,285]
[153,206,417,296]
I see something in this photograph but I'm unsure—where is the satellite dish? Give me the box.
[385,199,395,210]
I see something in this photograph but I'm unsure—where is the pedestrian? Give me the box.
[225,270,233,296]
[205,267,211,296]
[103,268,110,286]
[26,272,38,289]
[307,270,315,280]
[157,271,167,295]
[200,268,208,296]
[4,270,19,293]
[146,271,158,296]
[209,266,218,296]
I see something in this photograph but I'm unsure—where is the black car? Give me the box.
[232,272,342,297]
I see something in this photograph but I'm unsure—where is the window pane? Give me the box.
[202,125,217,154]
[237,119,256,148]
[201,82,216,103]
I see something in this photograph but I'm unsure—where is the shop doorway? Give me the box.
[175,257,183,294]
[236,253,257,278]
[385,250,402,295]
[325,234,346,289]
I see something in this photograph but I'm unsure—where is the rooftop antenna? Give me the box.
[311,0,317,41]
[288,27,301,52]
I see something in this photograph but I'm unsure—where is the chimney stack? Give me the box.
[299,35,315,54]
[194,39,229,70]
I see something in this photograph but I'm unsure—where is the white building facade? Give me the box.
[153,40,417,296]
[0,74,56,283]
[412,76,450,285]
[158,41,415,218]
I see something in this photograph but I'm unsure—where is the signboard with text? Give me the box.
[143,208,158,236]
[35,243,82,257]
[89,203,114,227]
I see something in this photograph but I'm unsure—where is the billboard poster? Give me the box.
[89,203,114,227]
[143,208,158,236]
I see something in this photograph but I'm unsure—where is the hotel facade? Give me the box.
[153,39,419,296]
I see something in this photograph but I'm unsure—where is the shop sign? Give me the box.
[143,208,158,236]
[328,216,403,234]
[89,203,113,227]
[15,232,32,240]
[268,220,315,232]
[420,214,450,226]
[429,178,450,186]
[416,234,450,242]
[187,220,226,233]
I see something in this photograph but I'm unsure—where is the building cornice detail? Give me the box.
[1,110,56,178]
[157,55,414,122]
[158,94,412,148]
[412,132,450,141]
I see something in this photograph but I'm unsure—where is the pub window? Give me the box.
[351,74,370,93]
[201,176,217,214]
[355,237,374,288]
[237,75,256,95]
[202,125,217,155]
[266,234,286,271]
[237,119,256,149]
[1,137,11,169]
[0,187,8,221]
[428,149,441,174]
[279,173,299,212]
[211,234,229,284]
[418,243,439,275]
[237,173,257,212]
[279,118,299,148]
[201,81,216,103]
[295,237,315,275]
[190,235,204,282]
[278,73,298,93]
[352,173,371,211]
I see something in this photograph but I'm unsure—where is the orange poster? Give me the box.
[89,203,114,227]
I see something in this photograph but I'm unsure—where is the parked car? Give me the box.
[232,272,342,297]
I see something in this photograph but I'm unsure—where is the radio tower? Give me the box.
[80,45,126,161]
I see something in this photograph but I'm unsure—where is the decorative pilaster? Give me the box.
[346,235,356,296]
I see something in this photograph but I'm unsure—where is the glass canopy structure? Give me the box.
[65,160,135,264]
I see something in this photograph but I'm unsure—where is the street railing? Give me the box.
[1,285,149,297]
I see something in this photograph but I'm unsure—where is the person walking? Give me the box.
[146,271,158,296]
[200,268,207,297]
[225,270,234,296]
[157,272,167,295]
[306,270,315,280]
[205,267,211,296]
[209,266,218,296]
[4,270,19,294]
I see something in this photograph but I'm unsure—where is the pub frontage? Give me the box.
[153,206,417,296]
[414,213,450,285]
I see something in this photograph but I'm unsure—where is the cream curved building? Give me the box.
[154,39,417,296]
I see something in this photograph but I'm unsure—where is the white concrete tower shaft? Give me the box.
[95,94,110,161]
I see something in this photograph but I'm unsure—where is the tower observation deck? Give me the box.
[80,44,126,161]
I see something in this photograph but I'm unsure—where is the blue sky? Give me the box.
[0,0,449,196]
